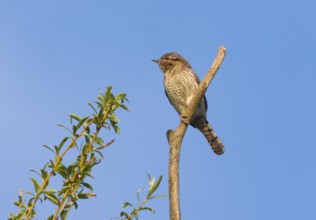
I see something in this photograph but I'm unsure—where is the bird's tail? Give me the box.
[195,119,225,155]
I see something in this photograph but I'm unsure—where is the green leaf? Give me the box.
[122,202,133,208]
[86,125,91,134]
[77,116,89,130]
[55,163,67,179]
[117,102,130,111]
[93,150,104,159]
[96,138,114,150]
[97,108,104,123]
[60,210,69,220]
[45,189,57,194]
[95,136,105,148]
[115,93,126,101]
[82,144,90,155]
[148,194,168,200]
[69,195,78,209]
[146,175,162,200]
[30,169,41,177]
[120,211,129,218]
[45,191,59,205]
[58,137,70,152]
[69,113,82,122]
[48,159,55,169]
[82,182,93,191]
[108,114,121,123]
[136,187,144,204]
[139,206,155,213]
[77,193,89,199]
[66,164,76,177]
[30,178,40,193]
[109,119,120,133]
[24,191,35,197]
[43,144,54,154]
[41,169,48,179]
[105,86,113,103]
[58,124,71,133]
[87,102,98,114]
[13,201,22,207]
[58,187,68,197]
[72,125,77,135]
[84,134,91,145]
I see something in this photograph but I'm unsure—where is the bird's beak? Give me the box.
[152,59,159,63]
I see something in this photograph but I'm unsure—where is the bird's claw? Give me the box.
[180,115,190,124]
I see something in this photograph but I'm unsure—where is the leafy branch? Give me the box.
[116,175,166,220]
[9,86,129,220]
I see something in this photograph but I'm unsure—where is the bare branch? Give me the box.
[167,46,226,220]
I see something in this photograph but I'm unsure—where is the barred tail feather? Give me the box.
[195,120,225,155]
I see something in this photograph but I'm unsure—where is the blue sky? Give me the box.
[1,1,315,219]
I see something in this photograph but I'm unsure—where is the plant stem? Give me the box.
[25,120,94,220]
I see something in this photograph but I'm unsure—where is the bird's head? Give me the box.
[152,52,191,73]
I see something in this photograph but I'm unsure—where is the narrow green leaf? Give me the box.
[82,182,93,191]
[86,125,91,134]
[45,189,57,194]
[108,114,121,123]
[149,194,168,200]
[82,144,90,155]
[8,213,16,218]
[120,211,129,218]
[30,169,41,177]
[58,187,68,197]
[77,193,89,199]
[69,113,81,122]
[48,159,55,169]
[105,86,113,103]
[97,107,104,123]
[146,175,162,200]
[55,163,67,179]
[58,124,71,133]
[122,202,133,208]
[77,116,89,130]
[69,195,78,209]
[72,125,77,135]
[66,164,76,177]
[41,169,48,179]
[87,102,98,114]
[95,136,104,147]
[45,192,59,205]
[58,137,70,151]
[60,210,69,220]
[139,206,155,213]
[115,93,126,101]
[117,103,130,111]
[96,139,114,150]
[30,178,39,193]
[109,119,120,133]
[13,201,21,207]
[43,144,54,153]
[24,192,35,197]
[136,187,144,204]
[54,145,59,155]
[97,94,103,103]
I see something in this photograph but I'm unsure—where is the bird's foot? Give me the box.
[180,115,190,124]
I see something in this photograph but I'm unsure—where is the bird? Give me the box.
[152,52,225,155]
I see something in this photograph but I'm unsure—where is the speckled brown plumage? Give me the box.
[153,52,224,155]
